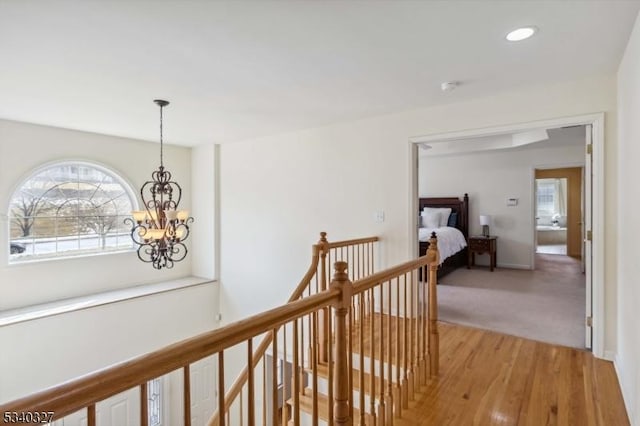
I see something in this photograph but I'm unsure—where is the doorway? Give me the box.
[409,114,604,356]
[534,167,583,258]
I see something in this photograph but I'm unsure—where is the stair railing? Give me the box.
[0,232,439,426]
[209,232,379,425]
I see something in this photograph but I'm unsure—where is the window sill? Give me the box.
[0,276,216,327]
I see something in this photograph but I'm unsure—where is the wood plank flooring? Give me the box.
[393,322,629,426]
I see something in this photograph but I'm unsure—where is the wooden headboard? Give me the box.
[419,193,469,239]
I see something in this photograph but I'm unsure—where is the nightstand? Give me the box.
[467,236,498,271]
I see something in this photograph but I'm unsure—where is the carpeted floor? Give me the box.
[437,254,586,349]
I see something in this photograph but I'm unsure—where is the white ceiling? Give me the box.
[0,1,638,146]
[420,125,586,157]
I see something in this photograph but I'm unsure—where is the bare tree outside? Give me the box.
[10,195,40,237]
[8,162,135,260]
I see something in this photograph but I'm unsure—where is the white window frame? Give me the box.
[7,160,138,264]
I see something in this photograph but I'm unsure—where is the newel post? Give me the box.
[330,261,353,426]
[427,232,440,377]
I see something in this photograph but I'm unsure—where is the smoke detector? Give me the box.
[441,81,459,92]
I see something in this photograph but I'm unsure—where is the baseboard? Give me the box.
[613,354,636,426]
[604,350,616,361]
[497,263,531,270]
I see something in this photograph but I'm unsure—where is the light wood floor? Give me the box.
[393,322,629,426]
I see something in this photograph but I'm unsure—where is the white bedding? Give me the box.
[419,226,467,264]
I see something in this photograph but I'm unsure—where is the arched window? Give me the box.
[8,161,137,262]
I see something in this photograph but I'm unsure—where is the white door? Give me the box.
[49,388,138,425]
[584,124,593,349]
[189,356,217,425]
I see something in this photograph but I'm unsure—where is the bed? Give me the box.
[419,193,469,279]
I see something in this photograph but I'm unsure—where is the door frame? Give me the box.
[408,112,606,358]
[531,165,584,266]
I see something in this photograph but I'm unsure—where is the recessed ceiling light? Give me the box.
[440,81,459,92]
[506,27,537,42]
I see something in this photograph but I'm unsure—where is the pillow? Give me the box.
[423,207,452,227]
[420,210,441,228]
[447,211,458,227]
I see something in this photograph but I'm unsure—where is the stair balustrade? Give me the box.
[0,232,441,426]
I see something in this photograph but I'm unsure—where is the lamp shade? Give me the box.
[479,215,491,226]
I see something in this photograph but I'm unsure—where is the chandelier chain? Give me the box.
[159,103,164,168]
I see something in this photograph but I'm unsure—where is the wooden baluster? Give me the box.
[184,365,192,426]
[369,288,377,426]
[300,301,306,397]
[387,280,394,425]
[140,381,148,426]
[293,319,300,425]
[418,265,425,385]
[428,234,440,377]
[87,404,96,426]
[330,261,352,426]
[319,232,328,292]
[240,388,244,425]
[371,241,375,272]
[415,269,420,388]
[282,326,288,426]
[378,282,386,424]
[263,357,267,425]
[311,312,318,426]
[328,307,334,424]
[247,339,255,426]
[408,270,415,401]
[395,276,402,418]
[421,265,428,384]
[218,354,225,426]
[402,273,409,409]
[272,329,278,426]
[359,292,366,426]
[348,289,354,423]
[319,233,329,364]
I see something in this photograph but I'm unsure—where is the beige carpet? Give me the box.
[437,254,586,349]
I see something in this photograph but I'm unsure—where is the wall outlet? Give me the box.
[507,198,518,206]
[216,313,222,321]
[374,211,385,223]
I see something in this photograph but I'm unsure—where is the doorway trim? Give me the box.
[531,164,585,269]
[408,112,606,358]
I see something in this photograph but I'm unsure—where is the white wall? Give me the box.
[0,282,217,403]
[0,119,193,309]
[617,11,640,425]
[419,143,584,269]
[191,144,218,280]
[219,74,619,355]
[0,120,220,415]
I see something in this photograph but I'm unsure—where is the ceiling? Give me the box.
[0,1,638,146]
[420,125,586,157]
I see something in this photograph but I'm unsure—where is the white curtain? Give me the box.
[554,178,567,217]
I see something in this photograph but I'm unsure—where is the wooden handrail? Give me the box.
[0,288,341,420]
[216,244,323,418]
[325,236,379,249]
[0,232,438,426]
[352,244,437,295]
[208,232,379,425]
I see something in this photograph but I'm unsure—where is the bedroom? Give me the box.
[417,124,588,349]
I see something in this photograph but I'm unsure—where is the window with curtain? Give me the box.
[8,161,137,262]
[536,178,567,222]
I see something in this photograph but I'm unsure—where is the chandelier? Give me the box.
[126,99,193,269]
